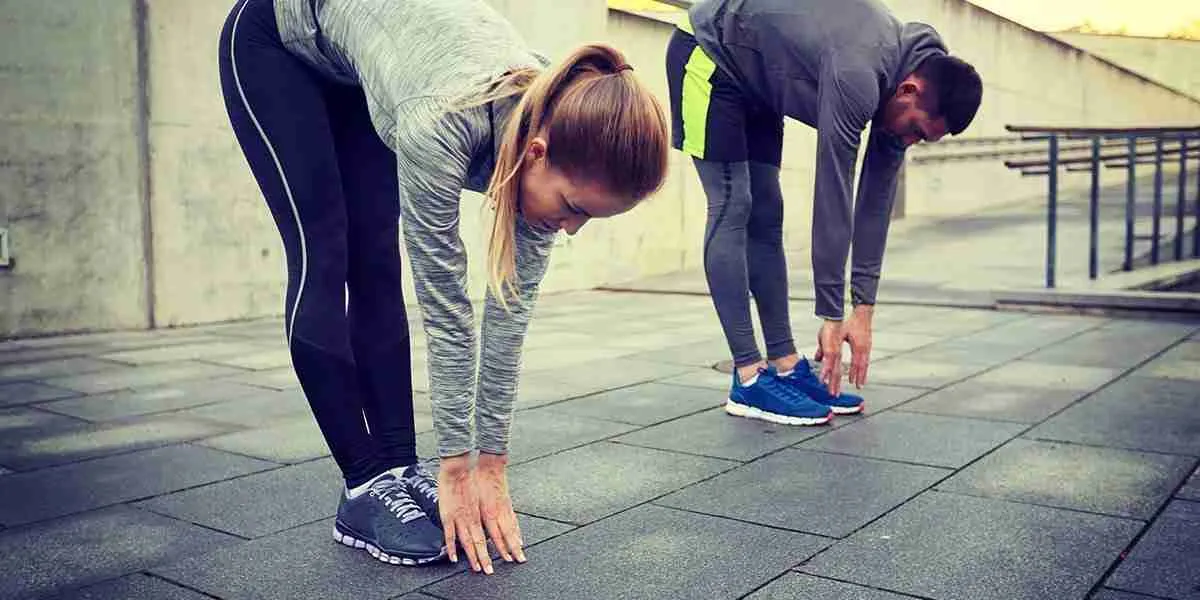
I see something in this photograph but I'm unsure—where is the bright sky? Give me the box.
[607,0,1200,37]
[967,0,1200,36]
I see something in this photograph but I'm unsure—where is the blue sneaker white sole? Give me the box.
[725,398,832,426]
[332,523,446,566]
[827,401,865,415]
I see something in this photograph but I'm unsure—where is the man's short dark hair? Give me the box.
[914,55,982,135]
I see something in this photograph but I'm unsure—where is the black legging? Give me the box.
[218,0,416,487]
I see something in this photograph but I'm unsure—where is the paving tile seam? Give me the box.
[5,403,94,425]
[511,370,697,413]
[607,439,753,464]
[780,572,939,600]
[1100,585,1188,600]
[148,570,234,599]
[128,504,258,542]
[30,395,240,424]
[1081,477,1197,600]
[930,488,1152,524]
[733,570,800,600]
[647,501,841,540]
[0,438,235,478]
[1020,435,1200,460]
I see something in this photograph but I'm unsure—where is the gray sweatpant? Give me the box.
[695,158,798,368]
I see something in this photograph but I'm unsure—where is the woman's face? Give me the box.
[517,137,632,235]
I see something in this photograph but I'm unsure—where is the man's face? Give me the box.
[881,77,949,147]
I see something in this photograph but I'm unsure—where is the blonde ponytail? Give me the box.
[485,44,669,309]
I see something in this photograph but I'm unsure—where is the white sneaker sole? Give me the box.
[332,525,446,566]
[829,403,865,415]
[725,399,832,426]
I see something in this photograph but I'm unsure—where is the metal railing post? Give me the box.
[1125,136,1136,271]
[1047,134,1059,288]
[1177,137,1188,261]
[1089,136,1100,279]
[1152,136,1164,265]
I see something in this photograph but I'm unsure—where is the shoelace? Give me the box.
[759,371,813,405]
[367,478,425,524]
[406,466,439,503]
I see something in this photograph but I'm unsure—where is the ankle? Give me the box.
[769,354,800,374]
[736,361,767,384]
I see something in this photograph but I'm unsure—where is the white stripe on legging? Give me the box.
[230,0,307,346]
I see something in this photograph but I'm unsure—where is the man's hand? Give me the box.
[815,320,844,397]
[844,305,874,389]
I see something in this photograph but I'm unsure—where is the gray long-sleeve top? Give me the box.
[274,0,555,457]
[689,0,948,320]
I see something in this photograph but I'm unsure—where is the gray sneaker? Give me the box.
[333,473,446,566]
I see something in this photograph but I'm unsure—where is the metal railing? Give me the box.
[1003,125,1200,288]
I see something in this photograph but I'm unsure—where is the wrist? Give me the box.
[477,452,509,473]
[439,453,473,480]
[851,304,874,322]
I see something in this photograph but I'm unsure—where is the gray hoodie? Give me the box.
[689,0,948,319]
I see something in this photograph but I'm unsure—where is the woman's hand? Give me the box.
[476,452,526,564]
[438,454,492,574]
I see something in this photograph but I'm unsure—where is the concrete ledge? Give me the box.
[995,288,1200,314]
[1068,259,1200,292]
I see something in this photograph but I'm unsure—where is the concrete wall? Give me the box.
[0,0,149,337]
[1052,33,1200,102]
[3,0,1200,337]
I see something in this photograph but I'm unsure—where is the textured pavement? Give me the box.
[1,291,1198,599]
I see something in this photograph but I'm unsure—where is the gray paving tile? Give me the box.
[657,367,732,391]
[0,414,239,470]
[0,444,276,525]
[0,357,125,384]
[1089,590,1161,600]
[515,359,692,408]
[36,380,267,422]
[137,458,339,538]
[0,405,84,436]
[507,441,737,524]
[826,384,931,425]
[0,343,107,366]
[800,491,1143,600]
[659,449,949,538]
[544,382,722,426]
[0,506,239,599]
[45,573,215,600]
[223,366,301,391]
[904,340,1035,366]
[99,340,271,366]
[151,514,567,600]
[1024,322,1190,368]
[426,504,827,600]
[1105,500,1200,600]
[745,573,923,599]
[614,407,830,461]
[868,331,947,353]
[952,314,1105,348]
[861,358,988,388]
[202,347,293,371]
[418,408,637,464]
[0,380,80,407]
[938,439,1195,519]
[898,380,1085,423]
[797,411,1025,468]
[44,361,245,394]
[874,310,1011,336]
[1179,466,1200,501]
[1028,377,1200,456]
[169,389,311,427]
[970,361,1124,392]
[198,416,330,464]
[614,338,733,369]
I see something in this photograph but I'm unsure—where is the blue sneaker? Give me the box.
[334,473,446,566]
[779,358,865,415]
[725,367,832,426]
